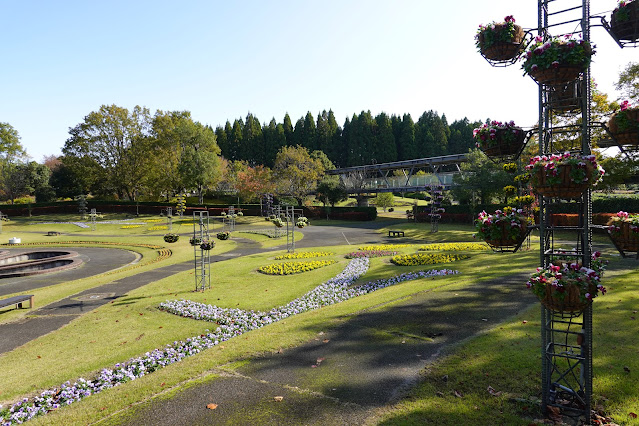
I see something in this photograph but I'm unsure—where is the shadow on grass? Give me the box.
[235,271,538,412]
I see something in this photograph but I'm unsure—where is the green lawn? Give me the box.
[0,214,637,425]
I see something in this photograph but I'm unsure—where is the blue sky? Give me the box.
[2,0,634,161]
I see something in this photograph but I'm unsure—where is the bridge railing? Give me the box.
[358,173,456,191]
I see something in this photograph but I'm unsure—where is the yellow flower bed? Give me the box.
[142,218,163,223]
[359,244,410,251]
[148,225,169,231]
[391,253,469,266]
[275,251,334,260]
[258,260,337,275]
[120,225,142,229]
[419,243,489,251]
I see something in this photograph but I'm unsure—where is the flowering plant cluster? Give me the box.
[522,34,594,76]
[142,218,163,223]
[503,185,517,195]
[258,260,337,275]
[150,225,169,231]
[475,15,519,51]
[200,240,215,251]
[473,120,525,148]
[237,211,244,217]
[344,250,398,259]
[526,252,607,304]
[271,217,285,228]
[216,231,230,240]
[607,210,639,237]
[359,244,409,251]
[296,216,309,228]
[503,163,518,173]
[189,237,203,246]
[163,233,179,243]
[275,251,333,260]
[514,195,535,205]
[390,253,469,266]
[614,0,636,21]
[474,208,528,242]
[161,259,459,327]
[526,152,604,187]
[419,242,490,251]
[611,100,639,132]
[513,173,531,184]
[120,224,142,229]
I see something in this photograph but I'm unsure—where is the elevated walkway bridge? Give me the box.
[326,153,467,195]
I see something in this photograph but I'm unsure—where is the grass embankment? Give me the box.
[0,215,637,425]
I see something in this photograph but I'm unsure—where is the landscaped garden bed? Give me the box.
[258,260,337,275]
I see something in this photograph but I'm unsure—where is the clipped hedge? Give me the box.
[303,206,377,221]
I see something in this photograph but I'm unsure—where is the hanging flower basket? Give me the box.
[200,240,215,251]
[608,102,639,145]
[527,253,607,313]
[476,16,525,61]
[474,208,528,248]
[272,218,284,228]
[189,237,203,246]
[607,211,639,251]
[539,280,597,312]
[611,0,639,41]
[527,153,604,199]
[216,231,230,240]
[473,121,527,158]
[163,233,179,243]
[522,35,594,87]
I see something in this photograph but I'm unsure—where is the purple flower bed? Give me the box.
[0,258,458,425]
[344,250,398,259]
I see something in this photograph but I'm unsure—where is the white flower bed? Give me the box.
[0,258,458,425]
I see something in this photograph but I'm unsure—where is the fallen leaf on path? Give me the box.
[323,339,330,343]
[547,405,562,423]
[487,386,502,397]
[207,403,218,410]
[274,396,284,402]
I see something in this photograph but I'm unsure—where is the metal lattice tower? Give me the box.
[90,208,97,231]
[284,206,303,253]
[224,206,236,232]
[537,1,593,421]
[193,211,211,292]
[167,207,173,232]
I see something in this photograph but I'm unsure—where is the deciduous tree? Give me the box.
[273,145,325,205]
